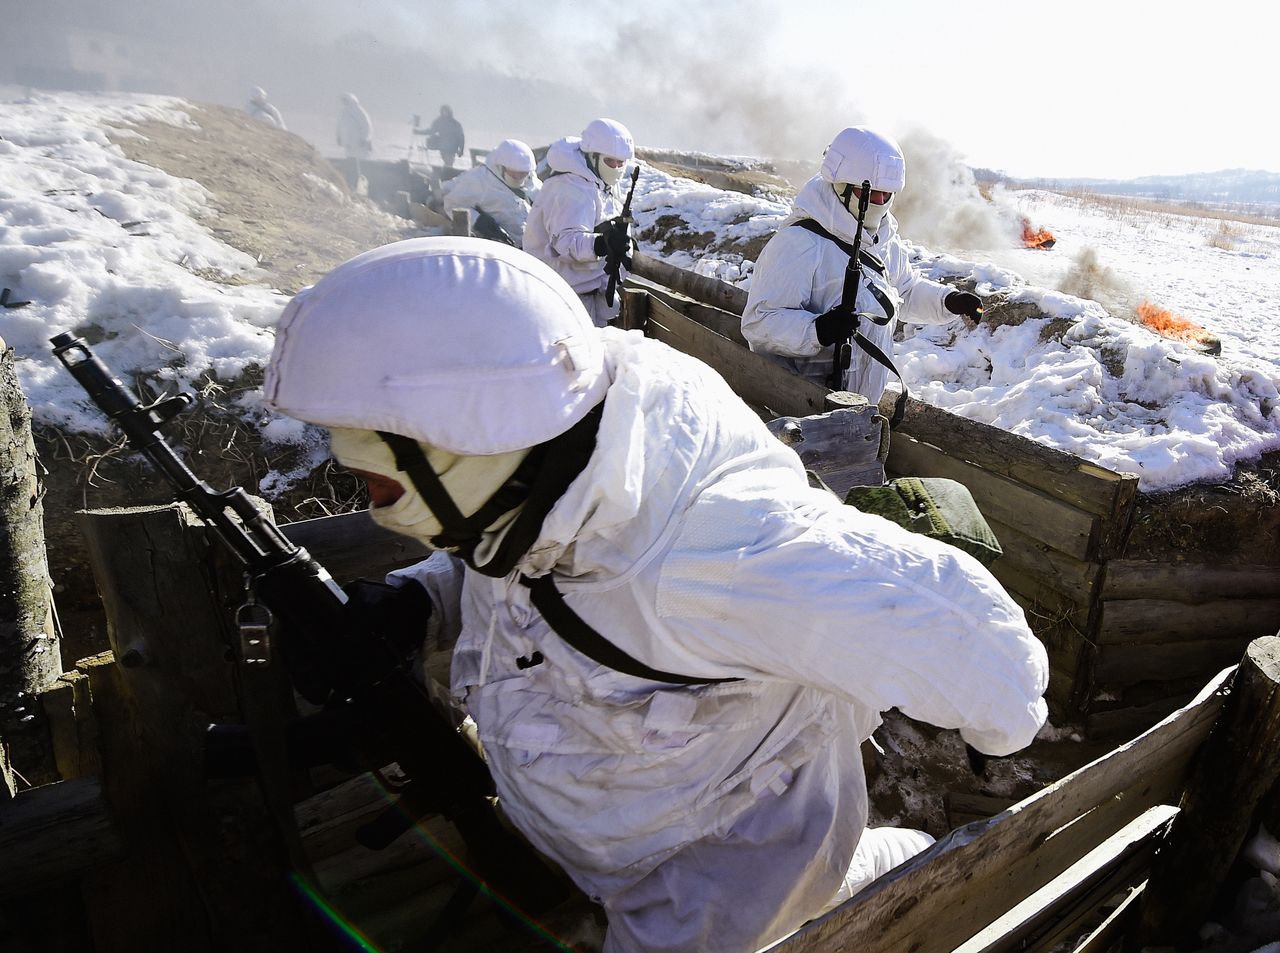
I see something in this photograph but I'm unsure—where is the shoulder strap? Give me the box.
[520,574,741,686]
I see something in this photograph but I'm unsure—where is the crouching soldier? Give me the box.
[441,138,541,246]
[264,237,1047,953]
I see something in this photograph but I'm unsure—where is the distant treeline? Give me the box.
[973,167,1280,213]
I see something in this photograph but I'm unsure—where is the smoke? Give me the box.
[892,128,1020,251]
[1057,246,1133,314]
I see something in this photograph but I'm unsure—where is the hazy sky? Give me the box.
[5,0,1276,179]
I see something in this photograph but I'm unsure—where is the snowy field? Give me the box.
[1,89,1278,496]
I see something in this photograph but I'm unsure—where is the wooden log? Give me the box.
[1138,637,1280,947]
[878,392,1138,532]
[1095,636,1256,686]
[765,667,1231,953]
[619,285,650,332]
[629,251,748,315]
[887,433,1100,562]
[1099,597,1280,644]
[1103,560,1280,601]
[624,277,748,345]
[451,208,471,237]
[645,297,830,418]
[281,509,429,583]
[0,343,62,794]
[0,777,123,898]
[76,504,323,953]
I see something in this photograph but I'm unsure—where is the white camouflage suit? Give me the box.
[265,239,1048,953]
[742,174,958,403]
[522,136,624,326]
[441,149,541,246]
[394,334,1046,953]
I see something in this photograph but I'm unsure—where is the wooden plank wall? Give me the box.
[877,397,1140,718]
[621,283,1144,721]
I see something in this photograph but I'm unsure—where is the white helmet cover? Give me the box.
[264,238,609,454]
[488,138,536,174]
[579,118,635,162]
[820,126,906,193]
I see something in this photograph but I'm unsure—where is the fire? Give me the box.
[1136,301,1222,355]
[1021,219,1056,249]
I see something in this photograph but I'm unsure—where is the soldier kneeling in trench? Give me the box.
[264,236,1048,953]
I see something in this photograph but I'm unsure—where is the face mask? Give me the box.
[328,427,529,548]
[592,154,626,187]
[836,184,893,230]
[501,167,529,189]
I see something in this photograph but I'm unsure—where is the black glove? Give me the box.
[813,307,858,347]
[945,290,985,326]
[593,218,631,262]
[342,577,434,659]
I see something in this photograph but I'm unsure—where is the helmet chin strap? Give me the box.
[377,401,606,578]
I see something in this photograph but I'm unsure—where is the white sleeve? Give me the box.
[655,481,1049,756]
[542,183,602,262]
[740,229,826,358]
[885,238,953,326]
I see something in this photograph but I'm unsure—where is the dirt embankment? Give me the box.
[41,103,415,661]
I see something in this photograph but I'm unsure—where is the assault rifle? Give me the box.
[602,164,641,307]
[827,178,872,390]
[49,333,567,924]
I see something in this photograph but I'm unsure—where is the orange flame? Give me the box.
[1020,218,1056,249]
[1136,301,1221,354]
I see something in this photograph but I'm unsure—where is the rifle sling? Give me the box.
[379,403,735,685]
[521,573,740,686]
[790,218,910,427]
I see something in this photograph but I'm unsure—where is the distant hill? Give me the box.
[973,167,1280,213]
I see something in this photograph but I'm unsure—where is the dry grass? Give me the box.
[1034,186,1280,229]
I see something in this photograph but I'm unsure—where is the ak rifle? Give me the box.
[603,164,641,307]
[827,178,872,390]
[49,332,566,918]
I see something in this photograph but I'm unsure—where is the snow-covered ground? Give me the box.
[2,89,1278,495]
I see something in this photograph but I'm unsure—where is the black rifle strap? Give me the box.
[791,219,895,321]
[520,573,740,685]
[377,402,606,579]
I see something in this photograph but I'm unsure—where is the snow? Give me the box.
[2,89,1279,496]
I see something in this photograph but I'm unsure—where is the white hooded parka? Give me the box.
[522,136,623,300]
[741,175,956,402]
[387,330,1048,953]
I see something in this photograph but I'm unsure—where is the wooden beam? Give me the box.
[645,297,830,418]
[1103,561,1280,601]
[1095,637,1251,686]
[629,251,748,315]
[0,777,123,898]
[1100,597,1280,644]
[624,277,748,346]
[764,667,1231,953]
[1139,637,1280,947]
[888,433,1099,562]
[879,392,1138,525]
[986,518,1102,609]
[766,402,887,499]
[959,804,1174,953]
